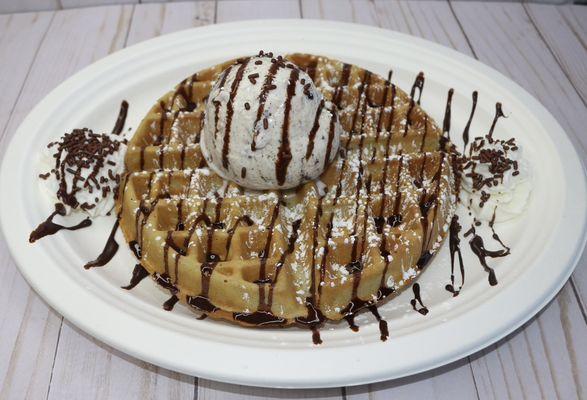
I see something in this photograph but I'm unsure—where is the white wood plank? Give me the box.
[0,0,60,14]
[48,321,194,400]
[302,0,472,55]
[558,5,587,36]
[373,0,473,55]
[60,0,138,8]
[217,0,300,22]
[126,1,215,45]
[470,282,587,400]
[524,4,587,105]
[0,6,132,147]
[0,11,54,151]
[451,1,587,156]
[301,0,378,23]
[0,246,63,400]
[0,5,133,400]
[302,2,479,399]
[199,380,343,400]
[45,3,215,399]
[345,360,477,400]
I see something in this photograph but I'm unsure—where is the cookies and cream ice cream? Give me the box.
[460,136,531,222]
[200,52,342,190]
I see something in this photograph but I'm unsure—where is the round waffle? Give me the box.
[117,53,456,329]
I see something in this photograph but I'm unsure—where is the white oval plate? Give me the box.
[1,20,586,389]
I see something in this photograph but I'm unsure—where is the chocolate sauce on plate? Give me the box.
[121,263,149,289]
[163,295,179,311]
[111,100,129,135]
[445,216,465,296]
[29,203,92,243]
[84,219,120,269]
[410,283,429,315]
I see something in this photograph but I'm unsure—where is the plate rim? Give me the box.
[1,19,586,388]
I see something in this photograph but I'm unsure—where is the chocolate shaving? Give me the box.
[461,135,522,208]
[46,128,124,210]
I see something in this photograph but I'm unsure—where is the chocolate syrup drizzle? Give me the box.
[487,102,505,141]
[275,68,299,186]
[112,100,129,135]
[84,219,120,269]
[443,89,454,139]
[445,215,465,296]
[29,203,92,243]
[121,263,149,289]
[305,100,324,160]
[182,190,226,314]
[462,91,478,150]
[163,295,179,311]
[410,283,429,315]
[251,58,282,151]
[222,59,250,169]
[402,72,425,138]
[464,223,509,286]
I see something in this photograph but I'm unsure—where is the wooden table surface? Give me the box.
[0,1,586,398]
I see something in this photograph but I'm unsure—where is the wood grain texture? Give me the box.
[199,380,343,400]
[0,11,54,156]
[469,283,587,400]
[48,321,194,400]
[524,4,587,105]
[126,1,215,45]
[60,0,138,8]
[0,0,60,14]
[0,5,133,400]
[217,0,301,22]
[344,361,478,400]
[450,1,587,155]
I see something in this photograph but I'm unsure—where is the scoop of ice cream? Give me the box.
[200,52,342,190]
[461,136,531,222]
[38,128,126,217]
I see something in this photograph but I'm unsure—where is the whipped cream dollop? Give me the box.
[460,136,531,222]
[200,51,342,190]
[38,128,127,218]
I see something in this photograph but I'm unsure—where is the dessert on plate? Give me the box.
[30,51,531,343]
[117,52,456,335]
